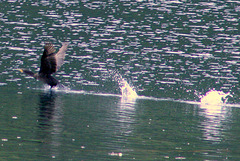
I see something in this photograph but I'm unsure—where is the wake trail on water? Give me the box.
[37,86,240,108]
[39,70,138,100]
[36,72,240,108]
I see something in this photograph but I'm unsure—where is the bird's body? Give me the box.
[19,42,69,88]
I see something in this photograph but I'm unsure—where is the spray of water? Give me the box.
[200,90,232,105]
[111,71,138,99]
[43,83,70,92]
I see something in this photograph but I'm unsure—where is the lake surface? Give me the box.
[1,0,240,160]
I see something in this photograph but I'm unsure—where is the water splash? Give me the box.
[119,79,138,98]
[111,71,138,99]
[200,90,232,106]
[198,89,233,117]
[42,83,70,92]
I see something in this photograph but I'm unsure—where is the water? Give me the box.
[1,0,240,160]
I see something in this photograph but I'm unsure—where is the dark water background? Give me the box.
[1,0,240,160]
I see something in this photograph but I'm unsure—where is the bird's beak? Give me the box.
[17,69,24,73]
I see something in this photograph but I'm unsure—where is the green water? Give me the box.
[1,0,240,160]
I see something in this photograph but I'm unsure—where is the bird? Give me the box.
[18,42,69,88]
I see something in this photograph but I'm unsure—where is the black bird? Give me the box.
[19,42,69,88]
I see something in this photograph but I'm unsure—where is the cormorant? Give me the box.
[18,42,69,88]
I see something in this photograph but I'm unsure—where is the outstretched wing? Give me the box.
[39,42,57,74]
[56,42,69,70]
[44,42,56,55]
[39,42,69,75]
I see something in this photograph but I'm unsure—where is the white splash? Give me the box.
[200,90,232,106]
[119,79,138,99]
[112,71,138,99]
[42,84,70,92]
[199,90,232,142]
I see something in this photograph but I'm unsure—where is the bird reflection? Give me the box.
[38,92,56,121]
[37,91,64,159]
